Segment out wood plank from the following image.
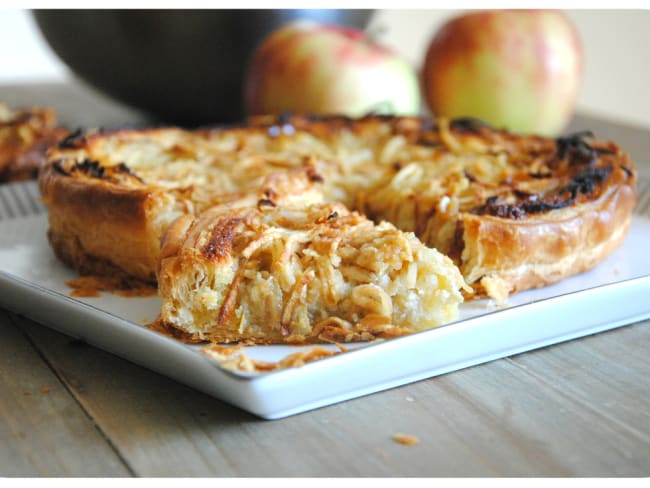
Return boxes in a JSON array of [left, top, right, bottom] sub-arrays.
[[11, 314, 267, 477], [0, 311, 131, 476], [428, 323, 650, 476], [509, 322, 650, 439], [13, 310, 650, 476], [8, 312, 503, 476]]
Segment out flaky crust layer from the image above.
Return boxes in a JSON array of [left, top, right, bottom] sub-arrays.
[[39, 115, 637, 301], [40, 163, 162, 282]]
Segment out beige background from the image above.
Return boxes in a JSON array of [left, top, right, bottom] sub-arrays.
[[1, 9, 648, 129]]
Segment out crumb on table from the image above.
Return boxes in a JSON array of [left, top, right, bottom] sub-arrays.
[[392, 433, 420, 446]]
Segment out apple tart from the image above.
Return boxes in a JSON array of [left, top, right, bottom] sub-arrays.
[[156, 201, 468, 344], [39, 114, 637, 304]]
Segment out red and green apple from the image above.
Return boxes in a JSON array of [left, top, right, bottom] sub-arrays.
[[421, 10, 583, 136], [244, 20, 421, 117]]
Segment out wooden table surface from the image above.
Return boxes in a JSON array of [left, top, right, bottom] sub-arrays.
[[1, 80, 649, 477]]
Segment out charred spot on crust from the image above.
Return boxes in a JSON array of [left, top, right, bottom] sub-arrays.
[[474, 196, 559, 220], [555, 131, 598, 165], [327, 211, 339, 220], [513, 189, 533, 199], [51, 160, 70, 176], [58, 128, 88, 149], [472, 166, 613, 219], [563, 166, 612, 198], [257, 198, 276, 208], [75, 158, 105, 178], [115, 162, 144, 182], [59, 158, 143, 182], [116, 162, 134, 174]]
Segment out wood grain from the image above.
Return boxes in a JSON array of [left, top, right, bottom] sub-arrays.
[[10, 312, 650, 476], [0, 313, 131, 476]]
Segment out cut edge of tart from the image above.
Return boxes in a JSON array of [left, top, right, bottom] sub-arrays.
[[155, 201, 470, 344]]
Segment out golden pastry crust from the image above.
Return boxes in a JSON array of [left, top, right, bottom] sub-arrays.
[[0, 103, 68, 182], [39, 114, 637, 300], [157, 202, 467, 344]]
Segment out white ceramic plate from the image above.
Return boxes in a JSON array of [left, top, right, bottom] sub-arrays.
[[1, 180, 649, 419]]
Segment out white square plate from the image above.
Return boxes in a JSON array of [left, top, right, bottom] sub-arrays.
[[1, 180, 649, 419]]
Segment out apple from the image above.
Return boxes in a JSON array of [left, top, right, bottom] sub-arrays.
[[244, 20, 421, 117], [421, 10, 583, 136]]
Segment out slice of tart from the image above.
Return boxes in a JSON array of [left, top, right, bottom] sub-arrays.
[[156, 201, 468, 344]]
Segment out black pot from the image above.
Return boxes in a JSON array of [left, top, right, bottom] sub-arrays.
[[33, 9, 374, 126]]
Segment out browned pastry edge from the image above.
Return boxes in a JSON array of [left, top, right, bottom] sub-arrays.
[[39, 163, 160, 283], [460, 178, 636, 300]]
